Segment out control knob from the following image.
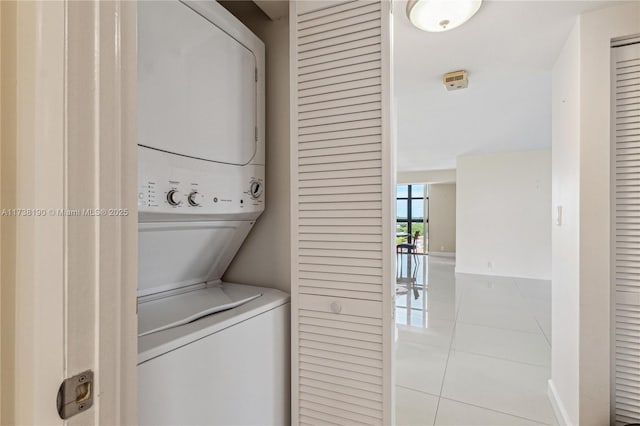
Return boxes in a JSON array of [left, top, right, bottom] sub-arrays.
[[166, 189, 181, 206], [249, 181, 263, 199], [187, 191, 203, 207]]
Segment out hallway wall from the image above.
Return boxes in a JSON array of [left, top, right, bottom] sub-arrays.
[[550, 21, 581, 425], [429, 183, 456, 254], [550, 3, 640, 425], [397, 169, 456, 185], [456, 150, 552, 279]]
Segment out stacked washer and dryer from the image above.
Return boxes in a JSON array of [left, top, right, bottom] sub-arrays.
[[136, 2, 289, 425]]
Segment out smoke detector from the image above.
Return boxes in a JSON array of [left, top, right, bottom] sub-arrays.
[[443, 70, 468, 91]]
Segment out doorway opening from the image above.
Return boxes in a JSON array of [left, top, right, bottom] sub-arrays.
[[387, 1, 604, 425], [396, 184, 428, 254]]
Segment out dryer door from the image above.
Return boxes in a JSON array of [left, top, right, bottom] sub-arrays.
[[138, 1, 257, 165]]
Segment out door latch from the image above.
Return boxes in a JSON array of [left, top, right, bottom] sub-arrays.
[[56, 370, 94, 419]]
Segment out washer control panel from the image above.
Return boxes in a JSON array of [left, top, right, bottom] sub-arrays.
[[138, 146, 264, 216]]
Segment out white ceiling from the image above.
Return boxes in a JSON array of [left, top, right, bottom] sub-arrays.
[[394, 0, 622, 171]]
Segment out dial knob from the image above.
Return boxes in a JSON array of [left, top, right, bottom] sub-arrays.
[[187, 191, 203, 207], [249, 181, 263, 199], [166, 189, 181, 206]]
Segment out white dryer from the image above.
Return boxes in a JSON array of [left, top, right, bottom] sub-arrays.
[[136, 2, 289, 425]]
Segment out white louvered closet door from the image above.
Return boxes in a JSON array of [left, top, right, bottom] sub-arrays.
[[290, 1, 394, 425], [613, 40, 640, 426]]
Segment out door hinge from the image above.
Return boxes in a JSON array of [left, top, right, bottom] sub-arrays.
[[57, 370, 94, 419], [255, 126, 258, 142], [255, 67, 258, 82]]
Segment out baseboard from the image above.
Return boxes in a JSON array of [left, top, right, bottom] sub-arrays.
[[428, 251, 455, 258], [548, 379, 572, 426]]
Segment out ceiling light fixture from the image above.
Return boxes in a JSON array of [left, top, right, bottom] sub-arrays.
[[406, 0, 482, 32]]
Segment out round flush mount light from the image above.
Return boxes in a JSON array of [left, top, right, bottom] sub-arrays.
[[406, 0, 482, 32]]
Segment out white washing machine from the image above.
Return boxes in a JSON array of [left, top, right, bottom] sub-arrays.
[[136, 2, 289, 424], [137, 280, 290, 426]]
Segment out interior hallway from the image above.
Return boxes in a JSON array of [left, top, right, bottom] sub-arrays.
[[395, 255, 554, 425]]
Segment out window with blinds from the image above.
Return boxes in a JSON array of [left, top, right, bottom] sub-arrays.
[[290, 1, 394, 425], [613, 40, 640, 426]]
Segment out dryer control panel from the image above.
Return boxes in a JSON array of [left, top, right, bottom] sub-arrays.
[[138, 146, 264, 220]]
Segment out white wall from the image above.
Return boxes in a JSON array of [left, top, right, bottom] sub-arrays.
[[429, 183, 456, 254], [220, 2, 291, 293], [578, 5, 640, 425], [398, 169, 455, 184], [550, 21, 581, 425], [456, 150, 552, 279], [550, 4, 640, 425]]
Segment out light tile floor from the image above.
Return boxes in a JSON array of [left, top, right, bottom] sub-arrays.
[[395, 255, 555, 426]]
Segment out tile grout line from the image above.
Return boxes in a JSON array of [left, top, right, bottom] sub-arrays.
[[396, 384, 553, 426], [437, 395, 553, 426], [432, 280, 464, 426], [396, 384, 440, 398], [512, 277, 552, 348], [397, 338, 550, 370], [447, 347, 551, 369], [455, 319, 549, 336]]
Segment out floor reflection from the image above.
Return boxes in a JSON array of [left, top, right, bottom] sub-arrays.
[[394, 254, 555, 426], [395, 253, 428, 328], [395, 254, 458, 329]]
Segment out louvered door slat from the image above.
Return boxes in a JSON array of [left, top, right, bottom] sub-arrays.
[[300, 343, 382, 365], [300, 33, 381, 62], [300, 103, 382, 123], [298, 20, 381, 46], [300, 269, 383, 283], [300, 109, 381, 127], [299, 45, 381, 69], [291, 2, 392, 424], [298, 2, 379, 30], [299, 185, 382, 197], [299, 409, 363, 426], [299, 118, 382, 135], [300, 287, 383, 301], [302, 384, 382, 412], [300, 377, 383, 401], [300, 202, 382, 213], [300, 316, 382, 335], [299, 400, 381, 426], [299, 39, 382, 66], [614, 41, 640, 426], [299, 92, 381, 111], [300, 332, 382, 353], [298, 226, 381, 238], [299, 144, 382, 159]]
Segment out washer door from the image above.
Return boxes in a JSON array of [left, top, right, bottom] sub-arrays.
[[138, 1, 257, 165], [137, 284, 262, 337], [137, 221, 253, 297]]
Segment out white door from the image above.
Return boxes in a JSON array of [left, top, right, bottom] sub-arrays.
[[612, 39, 640, 426], [0, 2, 137, 424], [290, 1, 396, 424]]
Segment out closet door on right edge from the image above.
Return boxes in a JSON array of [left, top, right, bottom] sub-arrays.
[[613, 40, 640, 426]]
